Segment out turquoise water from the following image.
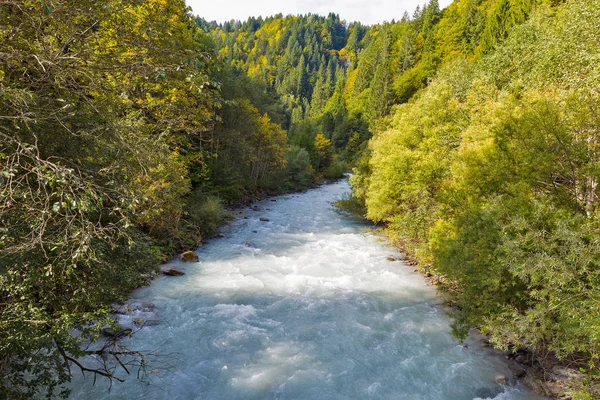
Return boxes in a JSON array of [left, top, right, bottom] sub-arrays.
[[68, 180, 541, 399]]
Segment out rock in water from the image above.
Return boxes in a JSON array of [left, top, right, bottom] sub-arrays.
[[515, 354, 528, 363], [100, 327, 132, 339], [140, 302, 155, 311], [475, 387, 503, 399], [513, 366, 527, 378], [163, 269, 185, 276], [134, 319, 161, 327], [181, 251, 199, 262], [259, 217, 270, 222], [494, 374, 507, 384], [111, 304, 129, 314]]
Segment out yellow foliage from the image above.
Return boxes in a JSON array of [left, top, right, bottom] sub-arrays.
[[344, 68, 359, 101], [314, 133, 332, 153]]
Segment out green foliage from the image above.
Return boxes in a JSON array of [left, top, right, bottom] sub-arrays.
[[0, 0, 287, 396], [283, 146, 314, 190], [183, 192, 226, 239], [314, 133, 333, 170], [479, 0, 534, 54], [206, 70, 291, 200], [334, 192, 367, 217], [200, 13, 348, 123], [351, 0, 600, 391], [199, 13, 375, 171], [323, 159, 349, 180], [198, 0, 555, 177], [362, 60, 470, 233]]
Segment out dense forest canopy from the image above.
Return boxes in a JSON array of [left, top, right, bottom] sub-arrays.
[[1, 0, 599, 397]]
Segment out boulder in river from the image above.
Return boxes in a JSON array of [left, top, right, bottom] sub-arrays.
[[259, 217, 270, 222], [139, 302, 155, 311], [181, 251, 199, 262], [494, 374, 507, 384], [515, 354, 528, 364], [513, 366, 527, 378], [134, 319, 161, 327], [121, 301, 156, 312], [111, 303, 129, 314], [163, 269, 185, 276], [387, 255, 396, 261], [100, 327, 132, 340]]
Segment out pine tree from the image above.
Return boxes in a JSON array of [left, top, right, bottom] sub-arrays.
[[367, 27, 393, 120]]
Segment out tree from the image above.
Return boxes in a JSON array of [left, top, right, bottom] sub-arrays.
[[314, 133, 333, 170], [0, 0, 217, 396], [367, 26, 393, 121]]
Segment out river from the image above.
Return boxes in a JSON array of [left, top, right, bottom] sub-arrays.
[[69, 180, 542, 399]]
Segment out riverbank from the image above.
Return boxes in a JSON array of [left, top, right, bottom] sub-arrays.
[[381, 240, 591, 399], [119, 177, 348, 310], [164, 176, 347, 260]]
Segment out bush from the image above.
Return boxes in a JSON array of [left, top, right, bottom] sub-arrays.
[[323, 159, 348, 180], [335, 192, 366, 217], [284, 145, 314, 190], [182, 191, 226, 239], [210, 183, 247, 203]]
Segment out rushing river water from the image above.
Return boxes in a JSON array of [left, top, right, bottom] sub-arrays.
[[69, 180, 542, 400]]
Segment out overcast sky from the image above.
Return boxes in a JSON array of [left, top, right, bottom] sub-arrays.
[[188, 0, 454, 26]]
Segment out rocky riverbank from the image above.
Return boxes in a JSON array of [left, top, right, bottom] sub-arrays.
[[388, 247, 593, 399]]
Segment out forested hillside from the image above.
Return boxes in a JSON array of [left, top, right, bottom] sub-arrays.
[[197, 0, 540, 180], [2, 0, 599, 397]]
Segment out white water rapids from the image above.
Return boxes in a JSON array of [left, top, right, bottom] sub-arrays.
[[69, 180, 542, 399]]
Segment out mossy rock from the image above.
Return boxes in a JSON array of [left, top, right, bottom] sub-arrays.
[[181, 251, 199, 262]]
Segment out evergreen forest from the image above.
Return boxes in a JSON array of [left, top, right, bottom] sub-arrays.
[[1, 0, 599, 397]]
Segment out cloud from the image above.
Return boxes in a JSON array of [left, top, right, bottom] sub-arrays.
[[188, 0, 454, 25]]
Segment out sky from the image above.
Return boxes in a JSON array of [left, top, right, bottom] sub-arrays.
[[187, 0, 454, 26]]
